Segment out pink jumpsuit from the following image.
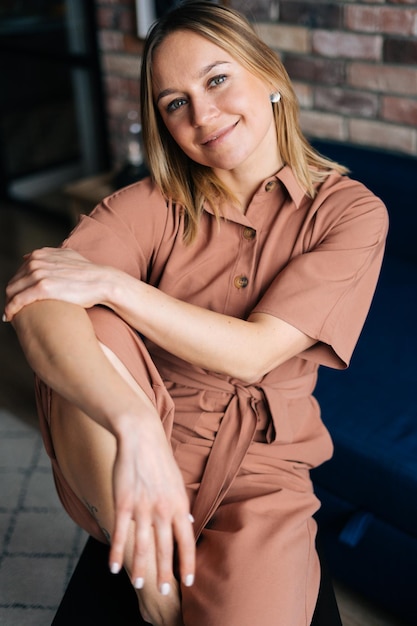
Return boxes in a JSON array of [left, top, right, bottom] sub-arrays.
[[36, 167, 388, 625]]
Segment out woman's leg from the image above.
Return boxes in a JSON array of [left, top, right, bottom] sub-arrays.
[[44, 345, 182, 626]]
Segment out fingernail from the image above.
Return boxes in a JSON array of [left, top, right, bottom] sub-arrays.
[[184, 573, 194, 587], [110, 562, 121, 574], [160, 582, 171, 595], [188, 514, 195, 523], [134, 577, 144, 589], [2, 314, 7, 323]]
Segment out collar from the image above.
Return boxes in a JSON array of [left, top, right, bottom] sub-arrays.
[[275, 165, 306, 209], [202, 165, 306, 222]]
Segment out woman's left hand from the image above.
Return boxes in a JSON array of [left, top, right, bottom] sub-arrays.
[[4, 247, 115, 321]]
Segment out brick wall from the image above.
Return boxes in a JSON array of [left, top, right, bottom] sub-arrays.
[[94, 0, 417, 167], [235, 0, 417, 156], [95, 0, 142, 167]]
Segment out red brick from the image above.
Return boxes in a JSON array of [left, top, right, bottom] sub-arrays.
[[98, 30, 124, 52], [256, 23, 311, 53], [279, 2, 343, 29], [313, 30, 382, 60], [284, 55, 345, 85], [123, 34, 144, 55], [96, 5, 135, 33], [382, 8, 417, 35], [345, 6, 417, 35], [96, 7, 117, 30], [299, 110, 346, 141], [315, 87, 378, 117], [384, 37, 417, 63], [347, 63, 417, 96], [382, 96, 417, 126], [229, 0, 273, 21], [104, 75, 137, 99], [345, 7, 379, 32], [102, 52, 141, 79], [107, 98, 139, 118], [386, 0, 416, 4], [118, 7, 136, 34], [349, 119, 417, 154], [104, 75, 125, 97], [293, 82, 313, 108]]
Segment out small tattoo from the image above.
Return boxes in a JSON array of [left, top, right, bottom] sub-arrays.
[[83, 499, 99, 519], [101, 526, 111, 543], [83, 500, 111, 544]]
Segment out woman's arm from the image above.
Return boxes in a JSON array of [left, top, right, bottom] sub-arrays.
[[109, 275, 315, 382], [5, 248, 316, 382], [11, 300, 195, 590]]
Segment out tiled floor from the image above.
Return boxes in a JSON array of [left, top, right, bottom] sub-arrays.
[[0, 408, 87, 626]]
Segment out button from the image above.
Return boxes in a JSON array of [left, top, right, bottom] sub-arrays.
[[243, 227, 256, 241], [234, 275, 249, 289], [265, 180, 276, 192]]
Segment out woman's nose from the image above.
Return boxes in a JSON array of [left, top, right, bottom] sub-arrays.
[[191, 96, 218, 127]]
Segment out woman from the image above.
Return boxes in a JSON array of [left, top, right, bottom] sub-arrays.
[[4, 2, 388, 625]]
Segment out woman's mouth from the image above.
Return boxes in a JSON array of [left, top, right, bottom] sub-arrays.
[[202, 121, 239, 146]]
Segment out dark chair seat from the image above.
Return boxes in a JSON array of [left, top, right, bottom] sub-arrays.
[[52, 535, 342, 625]]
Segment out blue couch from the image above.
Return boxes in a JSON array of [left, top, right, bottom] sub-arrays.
[[310, 141, 417, 624]]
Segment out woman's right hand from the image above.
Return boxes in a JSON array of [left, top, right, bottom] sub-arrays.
[[110, 411, 195, 596], [4, 247, 118, 322]]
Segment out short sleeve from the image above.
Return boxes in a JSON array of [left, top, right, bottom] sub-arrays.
[[252, 179, 389, 369], [61, 178, 173, 280]]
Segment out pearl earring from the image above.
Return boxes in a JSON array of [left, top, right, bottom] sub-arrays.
[[270, 92, 281, 103]]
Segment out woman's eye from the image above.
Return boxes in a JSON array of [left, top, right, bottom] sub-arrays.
[[167, 98, 187, 113], [209, 74, 227, 88]]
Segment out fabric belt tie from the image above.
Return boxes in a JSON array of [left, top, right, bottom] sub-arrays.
[[156, 357, 317, 540]]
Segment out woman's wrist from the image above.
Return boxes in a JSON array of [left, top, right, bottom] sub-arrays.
[[101, 269, 145, 319]]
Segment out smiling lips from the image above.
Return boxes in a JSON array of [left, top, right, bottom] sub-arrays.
[[202, 121, 239, 146]]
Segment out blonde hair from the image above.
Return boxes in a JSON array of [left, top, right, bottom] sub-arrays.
[[140, 1, 347, 243]]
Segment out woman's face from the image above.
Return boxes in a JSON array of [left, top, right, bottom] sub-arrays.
[[152, 30, 281, 181]]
